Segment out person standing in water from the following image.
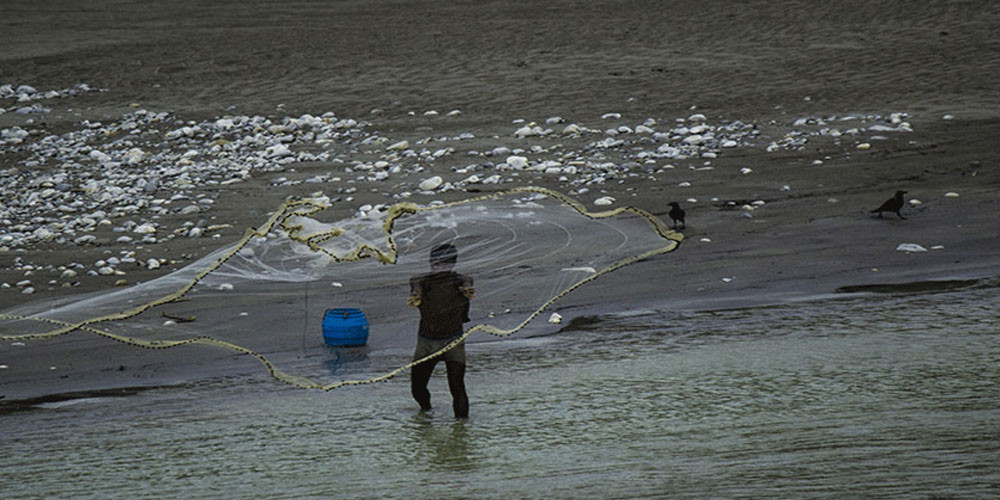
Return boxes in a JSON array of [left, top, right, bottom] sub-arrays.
[[407, 243, 474, 418]]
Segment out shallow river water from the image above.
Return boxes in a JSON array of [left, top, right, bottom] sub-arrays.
[[2, 285, 998, 499]]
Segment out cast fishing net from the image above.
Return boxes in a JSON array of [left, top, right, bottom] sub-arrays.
[[0, 187, 682, 390]]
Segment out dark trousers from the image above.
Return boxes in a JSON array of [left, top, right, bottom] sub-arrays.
[[411, 357, 469, 419]]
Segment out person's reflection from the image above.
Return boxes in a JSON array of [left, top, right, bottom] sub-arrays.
[[408, 413, 475, 471]]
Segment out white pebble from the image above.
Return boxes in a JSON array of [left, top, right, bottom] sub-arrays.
[[562, 124, 582, 135], [505, 155, 529, 169], [147, 259, 161, 270], [594, 196, 615, 206], [133, 223, 156, 234], [548, 312, 563, 324], [265, 144, 293, 158], [89, 150, 112, 163], [944, 192, 960, 198], [896, 243, 928, 253], [418, 176, 443, 191]]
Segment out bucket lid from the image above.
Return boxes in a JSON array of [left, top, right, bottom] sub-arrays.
[[326, 308, 364, 319]]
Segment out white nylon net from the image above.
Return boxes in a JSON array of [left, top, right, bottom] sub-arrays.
[[0, 187, 682, 390]]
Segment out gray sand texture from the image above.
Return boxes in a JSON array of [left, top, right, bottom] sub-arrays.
[[1, 0, 999, 401]]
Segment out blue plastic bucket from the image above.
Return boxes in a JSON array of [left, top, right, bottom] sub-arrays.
[[322, 308, 369, 347]]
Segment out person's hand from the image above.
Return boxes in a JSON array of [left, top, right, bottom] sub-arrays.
[[459, 285, 475, 299], [406, 293, 421, 307]]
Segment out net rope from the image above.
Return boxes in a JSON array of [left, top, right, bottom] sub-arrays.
[[1, 187, 682, 390]]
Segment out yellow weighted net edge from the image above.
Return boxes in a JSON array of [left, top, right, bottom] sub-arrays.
[[0, 186, 683, 391]]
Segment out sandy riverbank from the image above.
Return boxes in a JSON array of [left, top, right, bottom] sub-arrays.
[[2, 0, 998, 403]]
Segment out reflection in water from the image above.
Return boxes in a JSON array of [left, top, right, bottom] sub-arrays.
[[324, 346, 371, 375], [407, 413, 475, 471]]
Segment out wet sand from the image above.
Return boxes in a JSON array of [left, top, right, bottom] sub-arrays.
[[2, 0, 999, 402]]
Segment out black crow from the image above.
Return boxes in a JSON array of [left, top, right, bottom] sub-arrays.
[[871, 190, 907, 219], [668, 202, 686, 229]]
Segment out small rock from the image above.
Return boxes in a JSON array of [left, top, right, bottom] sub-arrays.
[[505, 155, 529, 169], [896, 243, 928, 253], [265, 144, 293, 158], [548, 312, 563, 324], [418, 176, 443, 191]]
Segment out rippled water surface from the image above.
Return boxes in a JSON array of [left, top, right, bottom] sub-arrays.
[[3, 287, 998, 499]]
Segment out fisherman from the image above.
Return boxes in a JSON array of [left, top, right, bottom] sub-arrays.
[[407, 243, 475, 419]]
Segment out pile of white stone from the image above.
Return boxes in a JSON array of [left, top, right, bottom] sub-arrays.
[[0, 83, 105, 115], [1, 82, 920, 295], [1, 107, 380, 250]]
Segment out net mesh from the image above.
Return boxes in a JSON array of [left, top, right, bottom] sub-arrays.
[[0, 187, 682, 390]]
